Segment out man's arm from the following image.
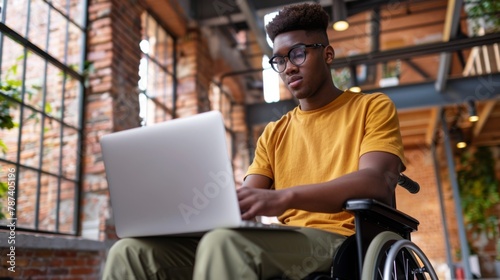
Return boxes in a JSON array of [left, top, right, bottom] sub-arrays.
[[237, 151, 402, 220], [241, 174, 273, 189]]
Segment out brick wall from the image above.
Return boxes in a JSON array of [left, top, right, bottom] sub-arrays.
[[0, 247, 102, 279], [0, 231, 106, 279], [176, 27, 226, 118]]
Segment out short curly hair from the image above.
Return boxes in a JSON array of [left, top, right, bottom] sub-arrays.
[[265, 3, 329, 43]]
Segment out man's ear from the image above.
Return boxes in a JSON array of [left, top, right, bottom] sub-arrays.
[[325, 45, 335, 64]]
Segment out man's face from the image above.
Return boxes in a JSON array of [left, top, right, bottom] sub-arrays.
[[271, 30, 332, 100]]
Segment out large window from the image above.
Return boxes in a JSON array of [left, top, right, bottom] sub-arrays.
[[138, 12, 176, 126], [0, 0, 87, 234]]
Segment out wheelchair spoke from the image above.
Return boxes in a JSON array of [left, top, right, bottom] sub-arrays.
[[361, 231, 437, 280]]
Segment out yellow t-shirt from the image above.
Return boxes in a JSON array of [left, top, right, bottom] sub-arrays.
[[245, 90, 406, 236]]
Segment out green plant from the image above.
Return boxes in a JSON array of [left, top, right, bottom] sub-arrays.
[[466, 0, 500, 35], [0, 54, 30, 220], [457, 146, 500, 240]]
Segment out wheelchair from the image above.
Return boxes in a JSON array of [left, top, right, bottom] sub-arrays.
[[279, 174, 438, 280]]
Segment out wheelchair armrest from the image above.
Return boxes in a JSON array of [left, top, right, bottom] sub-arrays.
[[345, 198, 419, 234], [341, 198, 420, 275]]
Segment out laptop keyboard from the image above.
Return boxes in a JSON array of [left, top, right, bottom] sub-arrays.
[[239, 220, 300, 230]]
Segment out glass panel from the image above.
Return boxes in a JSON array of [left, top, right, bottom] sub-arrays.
[[28, 0, 49, 52], [139, 12, 176, 126], [67, 21, 83, 69], [59, 179, 76, 234], [17, 167, 38, 228], [1, 38, 25, 95], [19, 108, 42, 169], [63, 74, 81, 128], [47, 9, 69, 63], [4, 0, 28, 36], [145, 97, 156, 125], [145, 14, 156, 42], [69, 0, 87, 27], [151, 74, 173, 112], [138, 57, 148, 91], [38, 173, 58, 231], [41, 118, 61, 174], [156, 28, 167, 67], [46, 63, 64, 120], [147, 58, 157, 97], [62, 126, 78, 180], [24, 51, 45, 112], [166, 36, 175, 73]]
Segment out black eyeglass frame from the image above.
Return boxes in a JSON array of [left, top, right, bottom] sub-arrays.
[[268, 43, 326, 73]]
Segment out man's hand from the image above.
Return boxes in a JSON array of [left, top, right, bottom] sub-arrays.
[[237, 187, 291, 220]]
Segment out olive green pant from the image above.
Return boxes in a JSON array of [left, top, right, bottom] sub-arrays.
[[102, 227, 346, 280]]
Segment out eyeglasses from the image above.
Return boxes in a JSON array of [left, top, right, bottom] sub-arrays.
[[268, 43, 326, 73]]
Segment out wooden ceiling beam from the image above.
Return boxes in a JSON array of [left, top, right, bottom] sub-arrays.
[[472, 100, 497, 138]]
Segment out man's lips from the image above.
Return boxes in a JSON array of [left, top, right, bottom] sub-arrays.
[[288, 76, 302, 88]]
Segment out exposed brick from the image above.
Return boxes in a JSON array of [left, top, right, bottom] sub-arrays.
[[54, 250, 78, 257], [70, 267, 96, 275]]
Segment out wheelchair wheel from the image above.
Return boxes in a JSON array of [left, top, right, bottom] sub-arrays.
[[361, 231, 437, 280]]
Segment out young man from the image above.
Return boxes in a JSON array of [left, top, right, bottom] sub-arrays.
[[102, 2, 405, 279]]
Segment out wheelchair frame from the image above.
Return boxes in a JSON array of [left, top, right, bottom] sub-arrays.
[[304, 176, 438, 280]]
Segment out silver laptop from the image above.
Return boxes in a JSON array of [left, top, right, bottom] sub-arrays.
[[101, 110, 297, 238]]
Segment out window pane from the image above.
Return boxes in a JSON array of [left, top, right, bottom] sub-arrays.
[[24, 51, 45, 112], [59, 179, 76, 234], [17, 167, 38, 228], [41, 118, 61, 174], [69, 0, 87, 27], [63, 75, 82, 128], [1, 38, 25, 91], [139, 11, 176, 126], [64, 77, 81, 128], [19, 108, 42, 169], [62, 126, 79, 180], [67, 22, 84, 68], [28, 0, 49, 52], [156, 28, 167, 66], [47, 10, 69, 63], [46, 64, 64, 120], [4, 0, 28, 36], [38, 173, 58, 231]]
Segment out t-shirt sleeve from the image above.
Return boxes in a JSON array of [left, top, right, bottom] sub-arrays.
[[245, 124, 275, 180], [360, 93, 406, 170]]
